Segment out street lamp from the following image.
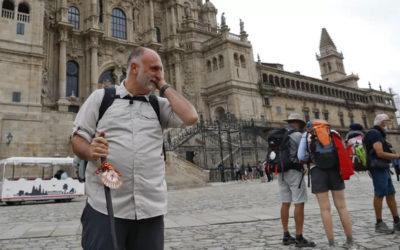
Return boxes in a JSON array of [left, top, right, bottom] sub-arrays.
[[6, 133, 13, 145]]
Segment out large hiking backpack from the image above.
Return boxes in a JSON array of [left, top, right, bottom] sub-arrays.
[[75, 87, 164, 182], [306, 120, 338, 169], [266, 127, 302, 175], [347, 134, 367, 169], [306, 120, 354, 180]]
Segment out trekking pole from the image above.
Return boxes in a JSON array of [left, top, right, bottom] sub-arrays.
[[97, 132, 122, 250], [298, 165, 306, 189]]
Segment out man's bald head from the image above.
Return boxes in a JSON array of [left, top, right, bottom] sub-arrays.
[[126, 47, 159, 70]]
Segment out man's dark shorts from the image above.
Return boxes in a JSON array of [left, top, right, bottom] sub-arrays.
[[369, 168, 396, 197], [81, 203, 164, 250], [311, 167, 345, 194]]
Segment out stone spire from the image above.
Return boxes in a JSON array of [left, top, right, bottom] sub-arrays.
[[316, 28, 359, 88], [320, 28, 336, 51]]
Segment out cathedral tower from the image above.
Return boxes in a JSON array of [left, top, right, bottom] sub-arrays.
[[317, 28, 359, 88]]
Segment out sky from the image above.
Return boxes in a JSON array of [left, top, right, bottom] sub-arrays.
[[212, 0, 400, 97]]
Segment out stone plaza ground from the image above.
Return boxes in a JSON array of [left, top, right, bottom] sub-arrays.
[[0, 172, 400, 249]]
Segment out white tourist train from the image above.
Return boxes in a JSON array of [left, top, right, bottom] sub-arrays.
[[0, 157, 85, 205]]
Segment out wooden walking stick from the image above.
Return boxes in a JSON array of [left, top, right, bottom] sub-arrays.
[[96, 132, 122, 250]]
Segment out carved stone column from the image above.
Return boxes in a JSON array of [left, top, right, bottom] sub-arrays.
[[148, 0, 156, 42], [59, 0, 68, 23], [89, 0, 99, 29], [57, 28, 70, 111], [174, 54, 183, 93], [89, 36, 99, 92], [170, 6, 177, 35]]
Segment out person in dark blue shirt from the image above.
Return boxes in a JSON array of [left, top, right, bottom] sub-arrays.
[[364, 114, 400, 234]]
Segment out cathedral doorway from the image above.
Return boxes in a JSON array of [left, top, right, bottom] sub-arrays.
[[214, 106, 226, 120]]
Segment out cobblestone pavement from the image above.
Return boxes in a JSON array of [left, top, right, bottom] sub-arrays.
[[0, 172, 400, 249]]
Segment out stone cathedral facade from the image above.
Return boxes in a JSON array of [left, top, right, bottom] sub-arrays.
[[0, 0, 398, 160]]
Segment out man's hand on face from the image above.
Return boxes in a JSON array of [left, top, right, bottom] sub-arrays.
[[150, 69, 167, 90], [89, 137, 109, 162]]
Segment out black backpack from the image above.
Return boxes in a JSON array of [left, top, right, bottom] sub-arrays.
[[266, 127, 302, 174], [76, 87, 165, 182]]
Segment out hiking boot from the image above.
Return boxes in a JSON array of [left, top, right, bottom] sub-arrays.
[[282, 234, 296, 245], [295, 237, 316, 248], [375, 221, 394, 234], [341, 242, 358, 250], [394, 221, 400, 232]]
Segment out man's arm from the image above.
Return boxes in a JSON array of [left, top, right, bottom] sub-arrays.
[[372, 141, 400, 160], [162, 86, 198, 125]]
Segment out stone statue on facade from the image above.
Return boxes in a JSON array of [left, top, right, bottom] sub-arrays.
[[240, 18, 244, 33], [221, 12, 226, 27]]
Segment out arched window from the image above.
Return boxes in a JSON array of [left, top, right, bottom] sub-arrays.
[[212, 57, 218, 71], [99, 69, 116, 85], [66, 61, 79, 97], [111, 8, 127, 40], [18, 2, 29, 13], [17, 2, 29, 22], [2, 0, 15, 19], [234, 53, 239, 67], [262, 74, 267, 83], [274, 76, 279, 86], [68, 7, 80, 29], [155, 26, 161, 43], [268, 75, 274, 84], [240, 55, 246, 68], [206, 60, 211, 73], [98, 0, 104, 23], [218, 55, 224, 68], [327, 62, 331, 71]]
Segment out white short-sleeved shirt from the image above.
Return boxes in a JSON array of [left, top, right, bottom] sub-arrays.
[[73, 83, 184, 220]]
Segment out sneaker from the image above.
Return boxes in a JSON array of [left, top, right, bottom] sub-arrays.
[[282, 234, 296, 245], [375, 221, 394, 234], [295, 237, 316, 248], [394, 221, 400, 232]]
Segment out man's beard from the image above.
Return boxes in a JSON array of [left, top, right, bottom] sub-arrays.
[[137, 68, 155, 91]]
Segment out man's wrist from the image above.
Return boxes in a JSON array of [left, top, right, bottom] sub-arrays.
[[160, 83, 171, 97]]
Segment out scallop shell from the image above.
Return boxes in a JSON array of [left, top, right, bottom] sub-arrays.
[[101, 170, 123, 189]]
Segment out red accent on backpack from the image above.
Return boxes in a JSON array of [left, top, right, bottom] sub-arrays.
[[332, 132, 354, 180]]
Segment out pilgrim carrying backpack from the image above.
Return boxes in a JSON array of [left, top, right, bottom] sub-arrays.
[[266, 127, 302, 175], [75, 87, 164, 182], [306, 120, 338, 169]]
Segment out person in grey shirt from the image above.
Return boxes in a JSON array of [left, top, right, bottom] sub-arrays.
[[72, 47, 198, 250], [278, 113, 315, 248]]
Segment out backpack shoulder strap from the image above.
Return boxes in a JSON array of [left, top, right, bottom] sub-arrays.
[[97, 87, 116, 126], [149, 94, 166, 161], [149, 94, 161, 125]]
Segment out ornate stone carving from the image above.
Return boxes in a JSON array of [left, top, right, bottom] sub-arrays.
[[240, 18, 244, 33], [58, 29, 69, 43], [221, 12, 226, 26], [116, 45, 125, 53], [67, 0, 83, 6], [89, 36, 99, 49], [154, 11, 163, 26], [41, 67, 53, 105]]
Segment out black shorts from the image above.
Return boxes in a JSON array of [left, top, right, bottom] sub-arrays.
[[81, 203, 164, 250], [310, 167, 345, 194]]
